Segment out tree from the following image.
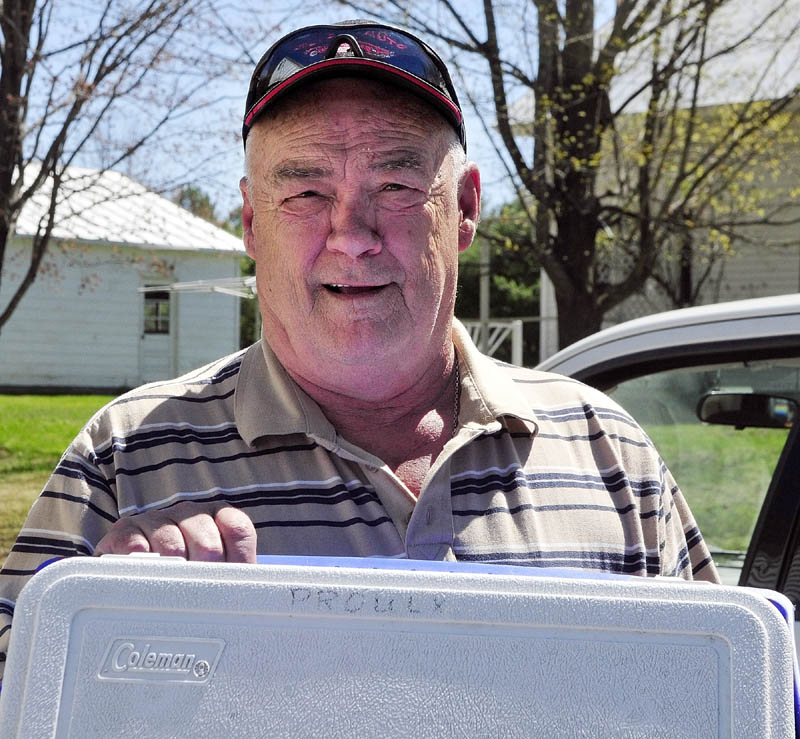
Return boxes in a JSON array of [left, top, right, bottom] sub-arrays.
[[173, 185, 220, 225], [335, 0, 800, 347], [172, 185, 246, 238], [457, 200, 541, 363], [0, 0, 258, 334], [612, 101, 800, 310]]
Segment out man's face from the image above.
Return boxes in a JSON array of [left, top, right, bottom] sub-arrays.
[[240, 79, 480, 399]]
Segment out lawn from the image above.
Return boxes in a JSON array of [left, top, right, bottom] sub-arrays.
[[0, 394, 115, 564], [645, 422, 790, 555]]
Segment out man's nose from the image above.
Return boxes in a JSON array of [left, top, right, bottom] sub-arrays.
[[325, 198, 382, 257]]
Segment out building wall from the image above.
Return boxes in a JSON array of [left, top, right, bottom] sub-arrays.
[[715, 244, 800, 302], [605, 241, 800, 327], [698, 133, 800, 304], [0, 239, 241, 390]]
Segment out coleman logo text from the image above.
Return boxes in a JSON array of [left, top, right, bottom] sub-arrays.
[[99, 637, 224, 683]]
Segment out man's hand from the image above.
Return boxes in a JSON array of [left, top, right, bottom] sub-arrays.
[[94, 503, 257, 563]]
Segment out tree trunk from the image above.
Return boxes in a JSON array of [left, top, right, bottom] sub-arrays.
[[556, 289, 604, 348], [0, 0, 36, 298], [679, 237, 693, 307]]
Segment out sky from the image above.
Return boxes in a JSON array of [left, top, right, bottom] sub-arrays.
[[44, 0, 800, 223], [43, 0, 522, 220]]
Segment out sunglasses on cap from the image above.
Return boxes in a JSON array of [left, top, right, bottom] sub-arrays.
[[242, 21, 466, 151]]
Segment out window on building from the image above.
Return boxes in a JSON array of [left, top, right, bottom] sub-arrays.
[[143, 289, 171, 334]]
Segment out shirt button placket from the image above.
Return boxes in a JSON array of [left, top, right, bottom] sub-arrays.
[[406, 461, 456, 561]]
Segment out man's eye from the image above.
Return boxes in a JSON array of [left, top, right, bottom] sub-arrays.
[[281, 190, 327, 215], [378, 183, 425, 209]]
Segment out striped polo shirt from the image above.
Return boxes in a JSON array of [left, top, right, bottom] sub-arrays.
[[0, 320, 718, 677]]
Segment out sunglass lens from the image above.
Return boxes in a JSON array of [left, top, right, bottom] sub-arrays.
[[255, 26, 448, 97]]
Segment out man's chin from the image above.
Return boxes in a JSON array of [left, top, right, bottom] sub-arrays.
[[318, 334, 403, 368], [311, 331, 416, 378]]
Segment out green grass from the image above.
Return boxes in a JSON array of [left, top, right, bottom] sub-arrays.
[[0, 394, 115, 564], [0, 394, 114, 474], [0, 471, 51, 564], [645, 422, 790, 553]]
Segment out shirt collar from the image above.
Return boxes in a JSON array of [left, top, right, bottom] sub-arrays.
[[234, 318, 537, 446], [451, 319, 538, 430], [234, 339, 337, 446]]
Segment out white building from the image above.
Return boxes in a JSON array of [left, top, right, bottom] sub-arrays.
[[0, 167, 245, 391]]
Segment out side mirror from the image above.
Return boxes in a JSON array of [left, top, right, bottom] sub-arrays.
[[697, 392, 797, 430]]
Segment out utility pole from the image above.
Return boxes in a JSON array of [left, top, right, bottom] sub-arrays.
[[479, 236, 490, 352]]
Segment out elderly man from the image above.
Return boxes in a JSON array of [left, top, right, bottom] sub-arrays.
[[0, 20, 718, 678]]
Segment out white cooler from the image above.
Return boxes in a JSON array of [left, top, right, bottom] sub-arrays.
[[0, 555, 795, 738]]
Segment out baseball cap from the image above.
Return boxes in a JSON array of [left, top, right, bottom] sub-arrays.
[[243, 20, 466, 150]]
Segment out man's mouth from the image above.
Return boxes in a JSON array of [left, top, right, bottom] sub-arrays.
[[324, 283, 388, 295]]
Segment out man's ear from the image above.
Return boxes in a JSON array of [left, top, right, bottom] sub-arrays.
[[457, 163, 481, 253], [239, 176, 257, 259]]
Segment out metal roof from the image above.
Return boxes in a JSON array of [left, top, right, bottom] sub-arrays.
[[610, 0, 800, 114], [15, 165, 244, 254]]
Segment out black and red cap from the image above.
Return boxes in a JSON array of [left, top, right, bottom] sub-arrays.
[[243, 20, 466, 151]]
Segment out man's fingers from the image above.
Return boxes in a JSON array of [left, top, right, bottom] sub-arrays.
[[97, 512, 189, 557], [216, 506, 258, 563], [178, 512, 225, 562], [132, 511, 189, 557], [94, 518, 154, 556], [95, 504, 255, 563]]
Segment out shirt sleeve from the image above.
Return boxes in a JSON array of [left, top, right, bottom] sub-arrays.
[[660, 466, 720, 583], [578, 387, 720, 584], [0, 428, 119, 682]]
